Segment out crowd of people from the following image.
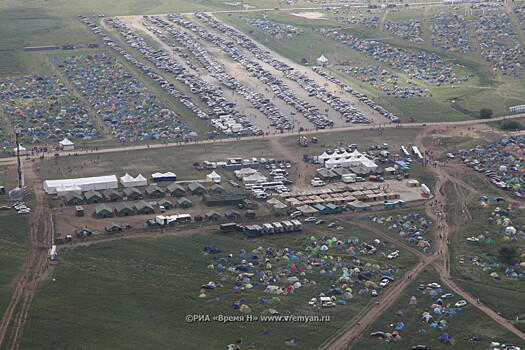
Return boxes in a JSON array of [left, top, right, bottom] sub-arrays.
[[0, 74, 100, 145], [430, 7, 471, 53]]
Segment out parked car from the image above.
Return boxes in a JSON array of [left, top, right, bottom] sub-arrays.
[[305, 217, 317, 222], [467, 237, 479, 242], [0, 206, 11, 210], [387, 251, 399, 259], [308, 298, 317, 306], [427, 283, 441, 289], [441, 293, 454, 299], [327, 221, 339, 228], [455, 300, 467, 308], [379, 279, 390, 287], [371, 290, 378, 297], [315, 219, 325, 225]]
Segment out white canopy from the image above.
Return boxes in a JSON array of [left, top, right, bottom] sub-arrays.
[[121, 173, 148, 187], [43, 175, 118, 194], [317, 55, 328, 62], [59, 138, 74, 146], [134, 174, 148, 186], [13, 145, 27, 155], [207, 171, 221, 183]]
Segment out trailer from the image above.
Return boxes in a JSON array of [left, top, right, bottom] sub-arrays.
[[263, 223, 275, 235], [291, 220, 302, 231], [220, 222, 238, 232], [281, 221, 294, 232], [49, 245, 57, 260], [272, 222, 284, 233]]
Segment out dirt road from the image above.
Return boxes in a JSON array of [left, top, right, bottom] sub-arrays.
[[0, 165, 53, 349]]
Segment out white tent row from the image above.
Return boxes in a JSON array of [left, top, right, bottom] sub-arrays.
[[323, 153, 378, 172], [319, 150, 362, 163], [120, 173, 148, 187], [43, 175, 118, 194]]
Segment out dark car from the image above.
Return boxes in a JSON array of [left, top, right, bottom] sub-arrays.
[[370, 332, 385, 338]]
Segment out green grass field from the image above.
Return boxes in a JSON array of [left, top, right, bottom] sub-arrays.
[[21, 223, 417, 349], [0, 211, 29, 317]]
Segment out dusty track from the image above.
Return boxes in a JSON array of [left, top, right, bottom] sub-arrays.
[[0, 165, 53, 349]]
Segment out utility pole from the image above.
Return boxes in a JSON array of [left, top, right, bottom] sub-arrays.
[[15, 129, 22, 188]]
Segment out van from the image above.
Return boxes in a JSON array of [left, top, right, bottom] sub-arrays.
[[311, 179, 325, 187], [274, 176, 285, 181], [253, 192, 267, 200]]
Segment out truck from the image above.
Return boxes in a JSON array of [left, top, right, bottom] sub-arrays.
[[272, 222, 284, 233], [291, 220, 302, 231], [369, 175, 384, 182], [244, 225, 257, 238], [263, 223, 275, 235], [220, 222, 239, 232], [298, 136, 308, 147], [252, 224, 264, 236], [342, 174, 356, 183], [281, 221, 294, 232]]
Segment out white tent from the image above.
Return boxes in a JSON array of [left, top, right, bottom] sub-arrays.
[[43, 175, 118, 194], [243, 173, 267, 185], [207, 171, 221, 183], [120, 173, 135, 187], [319, 152, 331, 162], [317, 54, 328, 66], [134, 174, 148, 187], [56, 185, 82, 197], [59, 138, 75, 151], [13, 145, 27, 156]]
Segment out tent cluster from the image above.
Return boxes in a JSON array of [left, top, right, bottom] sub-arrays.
[[78, 16, 210, 128], [430, 9, 471, 54], [334, 12, 379, 29], [458, 137, 525, 197], [340, 66, 432, 98], [200, 237, 399, 312], [367, 213, 431, 251], [473, 3, 525, 76], [54, 54, 193, 142], [241, 18, 305, 39], [384, 19, 422, 43], [318, 149, 378, 171], [0, 75, 100, 145], [311, 27, 460, 86]]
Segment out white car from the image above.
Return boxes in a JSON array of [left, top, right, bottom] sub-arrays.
[[379, 279, 390, 287], [427, 283, 441, 289], [286, 163, 291, 168], [455, 300, 467, 308], [441, 293, 454, 299], [467, 237, 479, 242], [18, 209, 31, 214], [388, 251, 399, 259], [305, 217, 317, 222], [308, 298, 317, 306], [447, 153, 455, 159]]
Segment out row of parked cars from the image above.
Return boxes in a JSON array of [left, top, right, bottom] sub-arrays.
[[145, 15, 291, 134], [78, 16, 210, 125], [193, 12, 352, 128], [165, 14, 311, 130]]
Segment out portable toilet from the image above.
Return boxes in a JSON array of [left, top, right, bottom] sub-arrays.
[[76, 206, 84, 217]]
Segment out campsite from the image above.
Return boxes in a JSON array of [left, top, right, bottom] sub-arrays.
[[2, 0, 525, 349]]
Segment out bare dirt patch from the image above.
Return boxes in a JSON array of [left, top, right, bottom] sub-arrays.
[[288, 11, 327, 20]]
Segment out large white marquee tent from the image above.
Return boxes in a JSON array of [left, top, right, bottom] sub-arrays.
[[43, 175, 118, 194], [318, 150, 378, 172], [120, 173, 148, 187]]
